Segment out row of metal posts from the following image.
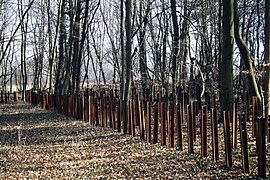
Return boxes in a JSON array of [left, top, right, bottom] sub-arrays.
[[24, 87, 268, 178], [0, 90, 18, 103]]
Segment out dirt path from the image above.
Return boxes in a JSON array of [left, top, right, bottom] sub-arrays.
[[0, 102, 268, 179]]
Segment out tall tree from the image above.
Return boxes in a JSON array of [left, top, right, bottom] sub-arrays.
[[220, 0, 234, 111], [72, 0, 81, 94], [54, 0, 66, 95], [120, 0, 125, 99], [234, 0, 261, 101], [122, 0, 132, 134], [264, 0, 270, 118], [170, 0, 179, 93], [18, 0, 30, 101]]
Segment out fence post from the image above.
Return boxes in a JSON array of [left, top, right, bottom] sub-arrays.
[[128, 100, 132, 135], [223, 111, 233, 168], [139, 97, 145, 140], [117, 99, 121, 132], [95, 93, 99, 126], [85, 90, 89, 122], [201, 105, 207, 157], [211, 108, 219, 161], [7, 91, 10, 103], [168, 93, 174, 148], [111, 90, 116, 129], [13, 91, 18, 102], [5, 91, 7, 103], [232, 102, 238, 149], [146, 101, 151, 142], [192, 101, 197, 142], [187, 104, 194, 153], [131, 98, 135, 137], [1, 90, 4, 103], [89, 91, 93, 124], [153, 95, 158, 144], [239, 113, 250, 174], [104, 91, 108, 127], [161, 101, 166, 146], [257, 117, 266, 178]]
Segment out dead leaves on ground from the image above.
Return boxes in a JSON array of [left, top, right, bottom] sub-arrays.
[[0, 102, 269, 179]]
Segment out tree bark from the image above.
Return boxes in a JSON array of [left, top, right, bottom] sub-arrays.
[[234, 0, 261, 101], [170, 0, 179, 93], [123, 0, 132, 134], [220, 0, 234, 111], [72, 0, 81, 95], [54, 0, 66, 95], [264, 0, 270, 118], [120, 0, 125, 99]]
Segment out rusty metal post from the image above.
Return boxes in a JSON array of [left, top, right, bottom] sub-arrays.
[[192, 101, 196, 142], [257, 117, 266, 178], [146, 101, 151, 142], [168, 93, 174, 148], [153, 97, 158, 144], [103, 92, 107, 127], [201, 106, 207, 157], [211, 108, 219, 161], [187, 104, 194, 153], [252, 96, 258, 138], [232, 103, 238, 149], [95, 93, 99, 126], [240, 113, 250, 174], [128, 100, 132, 135], [131, 99, 135, 137], [161, 101, 166, 146], [117, 99, 121, 132], [223, 111, 233, 168], [111, 90, 116, 129], [139, 97, 145, 140]]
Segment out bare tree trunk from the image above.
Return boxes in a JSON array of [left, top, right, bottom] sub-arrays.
[[48, 0, 58, 94], [139, 0, 148, 91], [123, 0, 132, 134], [234, 0, 262, 102], [264, 0, 270, 118], [170, 0, 179, 93], [55, 0, 66, 95], [120, 0, 125, 99], [18, 0, 29, 101], [220, 0, 234, 111], [72, 0, 81, 94], [161, 3, 168, 87]]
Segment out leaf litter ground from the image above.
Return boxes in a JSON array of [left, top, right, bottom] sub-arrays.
[[0, 102, 269, 179]]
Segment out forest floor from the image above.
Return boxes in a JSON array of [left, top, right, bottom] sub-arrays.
[[0, 102, 269, 179]]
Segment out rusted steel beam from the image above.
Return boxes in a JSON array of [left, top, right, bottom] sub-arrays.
[[168, 94, 174, 148], [240, 113, 250, 174], [201, 106, 207, 158], [223, 111, 233, 168], [139, 99, 145, 140], [146, 101, 151, 142], [161, 101, 166, 146], [187, 104, 194, 154], [211, 108, 219, 161], [257, 117, 266, 178], [153, 97, 158, 144], [232, 102, 238, 149]]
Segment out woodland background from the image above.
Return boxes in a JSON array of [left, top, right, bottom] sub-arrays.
[[0, 0, 269, 114]]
